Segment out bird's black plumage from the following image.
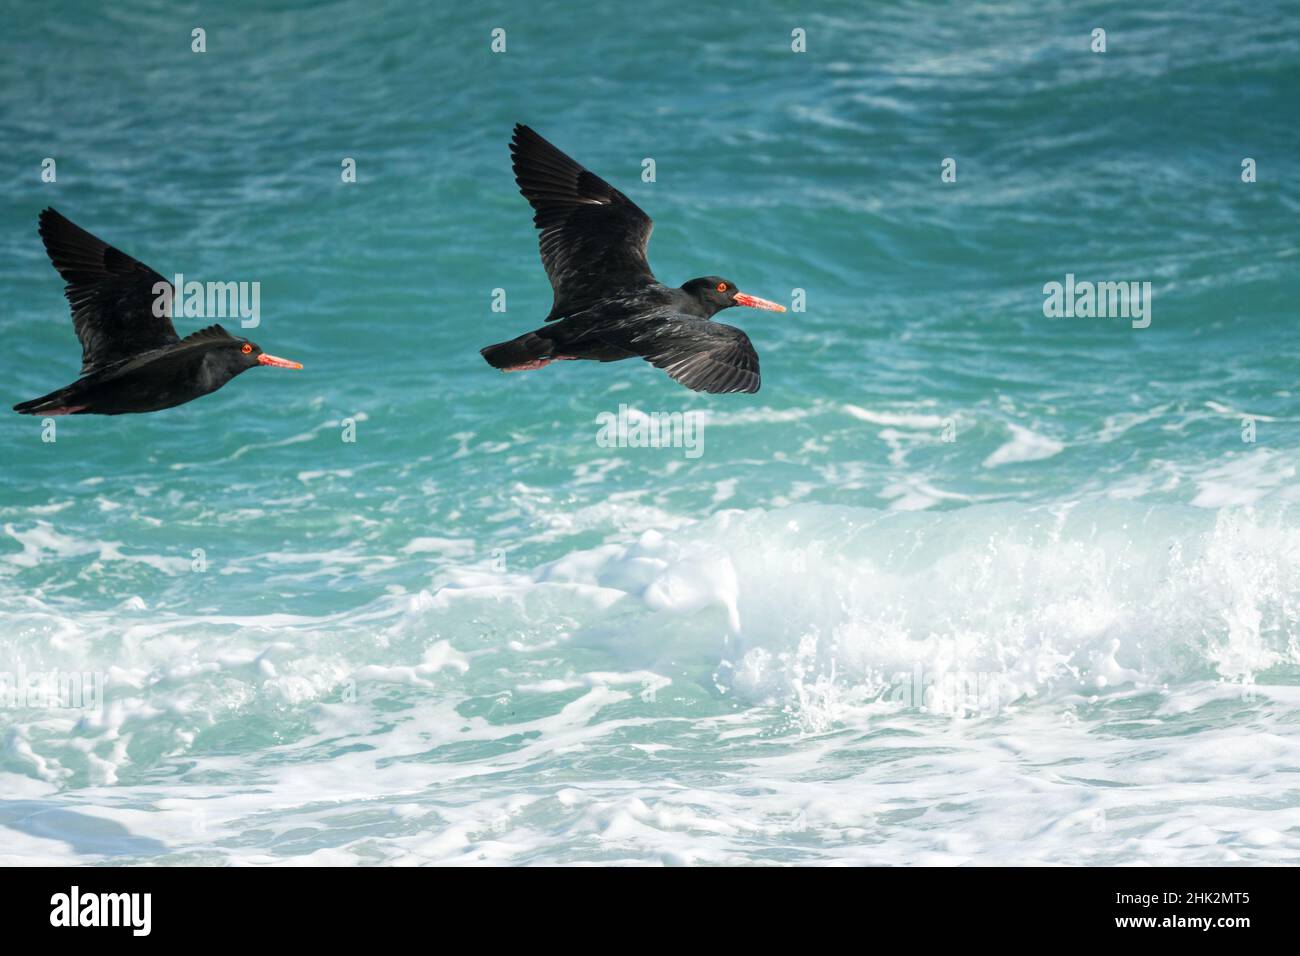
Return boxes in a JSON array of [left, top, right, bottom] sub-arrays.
[[13, 208, 301, 416], [510, 124, 655, 322], [482, 124, 784, 394], [39, 207, 181, 374]]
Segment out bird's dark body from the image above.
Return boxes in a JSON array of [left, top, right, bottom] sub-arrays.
[[13, 208, 300, 416], [481, 125, 783, 394], [493, 285, 707, 361], [15, 334, 260, 416]]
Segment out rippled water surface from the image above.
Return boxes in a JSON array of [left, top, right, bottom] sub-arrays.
[[1, 1, 1298, 864]]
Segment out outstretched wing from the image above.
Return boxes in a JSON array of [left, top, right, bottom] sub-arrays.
[[511, 124, 656, 321], [604, 316, 761, 394], [39, 207, 179, 373]]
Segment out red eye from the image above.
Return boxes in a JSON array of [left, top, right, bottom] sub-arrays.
[[716, 282, 728, 293], [241, 343, 253, 354]]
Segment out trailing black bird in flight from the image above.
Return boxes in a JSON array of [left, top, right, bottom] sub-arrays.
[[14, 208, 301, 416]]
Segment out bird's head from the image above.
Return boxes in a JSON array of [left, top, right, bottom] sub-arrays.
[[203, 333, 303, 384], [229, 338, 303, 372], [680, 277, 786, 318]]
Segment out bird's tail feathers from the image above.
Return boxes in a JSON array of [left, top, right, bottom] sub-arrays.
[[13, 385, 79, 415], [480, 330, 554, 370]]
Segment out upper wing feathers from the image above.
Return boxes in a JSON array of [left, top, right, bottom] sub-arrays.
[[39, 207, 180, 373], [511, 124, 655, 320]]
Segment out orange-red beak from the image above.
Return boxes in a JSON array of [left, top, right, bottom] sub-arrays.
[[734, 293, 786, 312], [257, 353, 303, 369]]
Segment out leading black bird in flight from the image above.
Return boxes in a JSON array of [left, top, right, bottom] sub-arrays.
[[481, 124, 785, 394], [13, 208, 302, 417]]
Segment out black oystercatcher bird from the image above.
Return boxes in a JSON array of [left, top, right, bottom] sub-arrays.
[[481, 124, 785, 394], [13, 208, 302, 416]]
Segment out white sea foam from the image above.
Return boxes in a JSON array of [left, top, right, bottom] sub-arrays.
[[2, 522, 190, 574], [982, 423, 1065, 467], [400, 537, 476, 557], [1191, 449, 1297, 508], [843, 404, 947, 429], [1, 500, 1298, 865]]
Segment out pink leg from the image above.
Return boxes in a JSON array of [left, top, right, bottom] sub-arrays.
[[503, 355, 577, 372], [41, 405, 87, 416]]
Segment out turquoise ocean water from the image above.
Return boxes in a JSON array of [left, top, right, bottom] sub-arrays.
[[1, 1, 1298, 864]]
